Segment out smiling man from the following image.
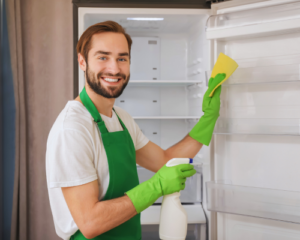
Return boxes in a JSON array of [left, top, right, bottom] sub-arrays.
[[46, 21, 225, 240]]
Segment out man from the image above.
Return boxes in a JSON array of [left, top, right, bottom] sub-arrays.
[[46, 21, 225, 240]]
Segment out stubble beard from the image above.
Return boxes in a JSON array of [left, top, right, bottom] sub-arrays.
[[85, 63, 130, 99]]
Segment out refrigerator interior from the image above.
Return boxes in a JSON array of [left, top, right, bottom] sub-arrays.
[[78, 8, 210, 239], [206, 1, 300, 239], [142, 224, 206, 240]]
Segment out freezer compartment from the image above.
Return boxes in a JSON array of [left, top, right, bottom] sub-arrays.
[[214, 118, 300, 135], [137, 165, 202, 203], [115, 86, 203, 117], [141, 204, 207, 240], [206, 1, 300, 40], [206, 181, 300, 224]]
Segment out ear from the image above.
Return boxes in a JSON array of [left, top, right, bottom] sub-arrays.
[[78, 53, 87, 71]]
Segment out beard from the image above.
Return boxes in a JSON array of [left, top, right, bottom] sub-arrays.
[[85, 64, 129, 99]]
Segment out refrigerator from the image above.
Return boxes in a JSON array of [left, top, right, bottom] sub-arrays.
[[74, 0, 300, 239]]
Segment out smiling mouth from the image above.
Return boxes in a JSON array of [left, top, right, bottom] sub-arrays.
[[101, 77, 121, 83]]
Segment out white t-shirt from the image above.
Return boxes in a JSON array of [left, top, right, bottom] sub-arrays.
[[46, 101, 149, 240]]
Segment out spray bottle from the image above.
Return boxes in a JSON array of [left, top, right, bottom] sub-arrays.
[[159, 158, 193, 240]]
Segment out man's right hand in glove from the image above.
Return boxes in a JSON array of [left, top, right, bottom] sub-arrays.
[[126, 163, 196, 213]]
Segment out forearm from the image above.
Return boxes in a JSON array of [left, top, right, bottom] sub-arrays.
[[136, 136, 203, 173], [164, 134, 203, 160], [82, 195, 137, 238]]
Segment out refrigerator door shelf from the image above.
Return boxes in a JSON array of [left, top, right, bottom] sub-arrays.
[[219, 82, 300, 119], [141, 204, 206, 225], [214, 118, 300, 136], [137, 166, 202, 204], [206, 62, 300, 86], [206, 1, 300, 40], [206, 181, 300, 224]]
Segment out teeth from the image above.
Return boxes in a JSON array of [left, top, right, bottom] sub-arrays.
[[103, 78, 119, 82]]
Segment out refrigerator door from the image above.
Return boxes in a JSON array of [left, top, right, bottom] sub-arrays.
[[206, 0, 300, 240]]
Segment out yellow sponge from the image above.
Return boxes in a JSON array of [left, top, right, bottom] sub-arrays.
[[209, 53, 239, 97]]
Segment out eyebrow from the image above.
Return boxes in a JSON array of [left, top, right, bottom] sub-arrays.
[[119, 52, 129, 57], [94, 50, 129, 57]]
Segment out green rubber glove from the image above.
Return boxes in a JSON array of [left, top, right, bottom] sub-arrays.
[[189, 73, 226, 146], [126, 164, 196, 213]]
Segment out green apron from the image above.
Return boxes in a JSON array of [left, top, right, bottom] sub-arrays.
[[70, 87, 141, 240]]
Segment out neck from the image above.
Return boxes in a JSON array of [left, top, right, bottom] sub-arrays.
[[75, 84, 115, 118]]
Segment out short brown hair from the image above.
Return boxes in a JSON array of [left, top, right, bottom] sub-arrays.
[[76, 20, 132, 62]]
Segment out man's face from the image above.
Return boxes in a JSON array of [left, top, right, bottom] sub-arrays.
[[83, 32, 130, 98]]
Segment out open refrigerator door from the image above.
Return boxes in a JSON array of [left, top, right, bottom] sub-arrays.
[[206, 0, 300, 239]]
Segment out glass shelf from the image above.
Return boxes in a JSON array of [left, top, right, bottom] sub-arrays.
[[206, 1, 300, 39], [206, 59, 300, 86], [214, 118, 300, 136], [225, 63, 300, 85], [206, 181, 300, 224], [128, 80, 203, 87], [133, 116, 201, 120], [141, 204, 206, 225]]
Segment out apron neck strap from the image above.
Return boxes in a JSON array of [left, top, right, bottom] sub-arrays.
[[80, 87, 108, 134], [80, 87, 128, 134], [112, 108, 127, 130]]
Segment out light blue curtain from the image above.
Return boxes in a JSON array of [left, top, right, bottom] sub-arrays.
[[1, 0, 16, 238]]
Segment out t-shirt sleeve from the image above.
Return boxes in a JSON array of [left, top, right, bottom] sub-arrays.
[[133, 120, 149, 151], [47, 129, 98, 188]]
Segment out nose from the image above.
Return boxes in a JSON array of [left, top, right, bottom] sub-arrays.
[[105, 58, 121, 75]]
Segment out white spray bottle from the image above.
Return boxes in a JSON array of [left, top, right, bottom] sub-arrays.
[[159, 158, 193, 240]]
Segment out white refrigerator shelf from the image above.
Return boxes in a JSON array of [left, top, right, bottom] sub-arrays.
[[141, 204, 206, 225], [128, 80, 203, 87], [206, 1, 300, 40], [206, 181, 300, 224], [214, 118, 300, 136], [133, 116, 201, 120]]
